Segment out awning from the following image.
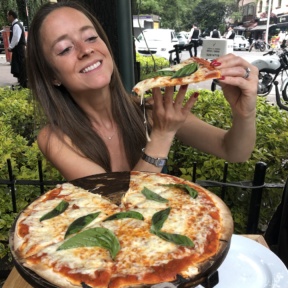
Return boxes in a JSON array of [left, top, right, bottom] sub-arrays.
[[250, 24, 276, 31]]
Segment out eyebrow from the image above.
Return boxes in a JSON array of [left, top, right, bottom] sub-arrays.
[[51, 25, 96, 48]]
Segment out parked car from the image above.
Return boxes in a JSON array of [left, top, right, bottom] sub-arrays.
[[233, 35, 250, 51], [176, 32, 189, 47], [135, 29, 180, 62], [0, 30, 4, 53]]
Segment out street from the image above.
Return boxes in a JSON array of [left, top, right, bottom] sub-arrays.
[[0, 49, 277, 105], [0, 53, 18, 87]]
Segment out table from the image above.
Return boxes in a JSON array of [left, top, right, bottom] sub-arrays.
[[3, 234, 269, 288]]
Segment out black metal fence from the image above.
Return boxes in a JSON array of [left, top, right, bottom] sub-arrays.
[[0, 159, 285, 234]]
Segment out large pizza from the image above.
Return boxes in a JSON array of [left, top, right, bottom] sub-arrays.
[[11, 171, 233, 288]]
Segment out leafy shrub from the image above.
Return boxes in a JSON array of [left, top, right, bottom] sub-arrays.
[[0, 87, 63, 261]]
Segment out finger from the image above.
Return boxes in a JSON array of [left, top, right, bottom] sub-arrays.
[[182, 91, 199, 112], [173, 85, 188, 107], [152, 87, 165, 110], [162, 86, 175, 107], [211, 54, 252, 72], [211, 55, 258, 86]]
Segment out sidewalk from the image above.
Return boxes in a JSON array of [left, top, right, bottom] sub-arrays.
[[0, 54, 18, 87]]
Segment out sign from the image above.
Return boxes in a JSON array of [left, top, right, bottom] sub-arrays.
[[200, 39, 233, 59]]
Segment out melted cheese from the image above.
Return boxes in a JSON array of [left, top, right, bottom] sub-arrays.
[[15, 184, 120, 257]]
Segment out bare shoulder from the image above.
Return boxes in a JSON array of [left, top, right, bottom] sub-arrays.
[[37, 125, 106, 180], [37, 125, 76, 160]]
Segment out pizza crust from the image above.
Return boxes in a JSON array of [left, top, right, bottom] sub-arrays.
[[198, 186, 234, 241]]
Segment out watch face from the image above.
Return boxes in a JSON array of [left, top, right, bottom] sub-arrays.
[[155, 159, 167, 167]]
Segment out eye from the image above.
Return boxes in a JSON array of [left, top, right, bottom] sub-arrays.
[[58, 46, 73, 56], [86, 36, 98, 42]]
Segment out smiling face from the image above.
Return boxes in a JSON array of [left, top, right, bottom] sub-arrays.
[[40, 7, 114, 96]]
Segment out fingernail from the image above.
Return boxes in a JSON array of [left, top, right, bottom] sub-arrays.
[[210, 61, 221, 67], [219, 76, 225, 80], [193, 92, 199, 98]]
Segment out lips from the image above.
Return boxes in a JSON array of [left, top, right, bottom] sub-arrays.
[[81, 61, 101, 73]]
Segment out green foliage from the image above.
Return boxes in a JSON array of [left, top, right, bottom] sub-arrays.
[[135, 0, 238, 32], [0, 87, 63, 262], [193, 0, 227, 33], [169, 89, 288, 234], [0, 0, 50, 28], [136, 53, 170, 80]]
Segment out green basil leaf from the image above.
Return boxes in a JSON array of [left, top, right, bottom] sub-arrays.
[[171, 63, 198, 79], [64, 212, 101, 239], [151, 207, 171, 231], [151, 230, 194, 248], [161, 183, 198, 199], [144, 70, 174, 79], [103, 211, 144, 221], [57, 227, 120, 260], [40, 200, 69, 222], [141, 187, 168, 203]]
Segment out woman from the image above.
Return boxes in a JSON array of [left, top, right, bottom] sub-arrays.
[[27, 1, 258, 181]]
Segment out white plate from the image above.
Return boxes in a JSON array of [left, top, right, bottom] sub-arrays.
[[197, 234, 288, 288]]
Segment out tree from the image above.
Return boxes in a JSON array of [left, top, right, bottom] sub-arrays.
[[0, 0, 49, 29], [0, 0, 17, 28], [133, 0, 162, 15], [135, 0, 239, 32], [192, 0, 227, 33]]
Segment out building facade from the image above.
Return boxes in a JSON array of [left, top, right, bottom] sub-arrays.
[[238, 0, 288, 41], [133, 15, 160, 37]]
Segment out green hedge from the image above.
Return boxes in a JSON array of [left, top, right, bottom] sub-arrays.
[[0, 87, 63, 261]]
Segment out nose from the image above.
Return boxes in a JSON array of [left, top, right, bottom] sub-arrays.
[[77, 43, 94, 59]]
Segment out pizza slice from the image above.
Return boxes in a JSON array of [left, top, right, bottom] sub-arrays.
[[132, 57, 221, 97], [13, 183, 120, 259]]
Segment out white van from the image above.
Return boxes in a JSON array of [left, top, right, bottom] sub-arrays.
[[135, 29, 180, 62]]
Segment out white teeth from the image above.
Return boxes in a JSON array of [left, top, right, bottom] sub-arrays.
[[82, 61, 101, 73]]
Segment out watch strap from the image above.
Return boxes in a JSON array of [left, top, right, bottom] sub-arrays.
[[141, 149, 168, 168]]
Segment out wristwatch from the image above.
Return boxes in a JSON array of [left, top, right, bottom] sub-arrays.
[[141, 148, 168, 168]]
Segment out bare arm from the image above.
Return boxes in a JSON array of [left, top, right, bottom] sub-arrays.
[[136, 53, 258, 165]]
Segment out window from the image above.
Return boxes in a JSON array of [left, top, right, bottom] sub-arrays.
[[277, 0, 282, 8], [248, 3, 255, 15], [259, 1, 263, 12]]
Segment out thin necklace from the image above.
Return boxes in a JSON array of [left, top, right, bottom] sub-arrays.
[[92, 121, 117, 140], [106, 130, 117, 140], [96, 126, 117, 140]]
